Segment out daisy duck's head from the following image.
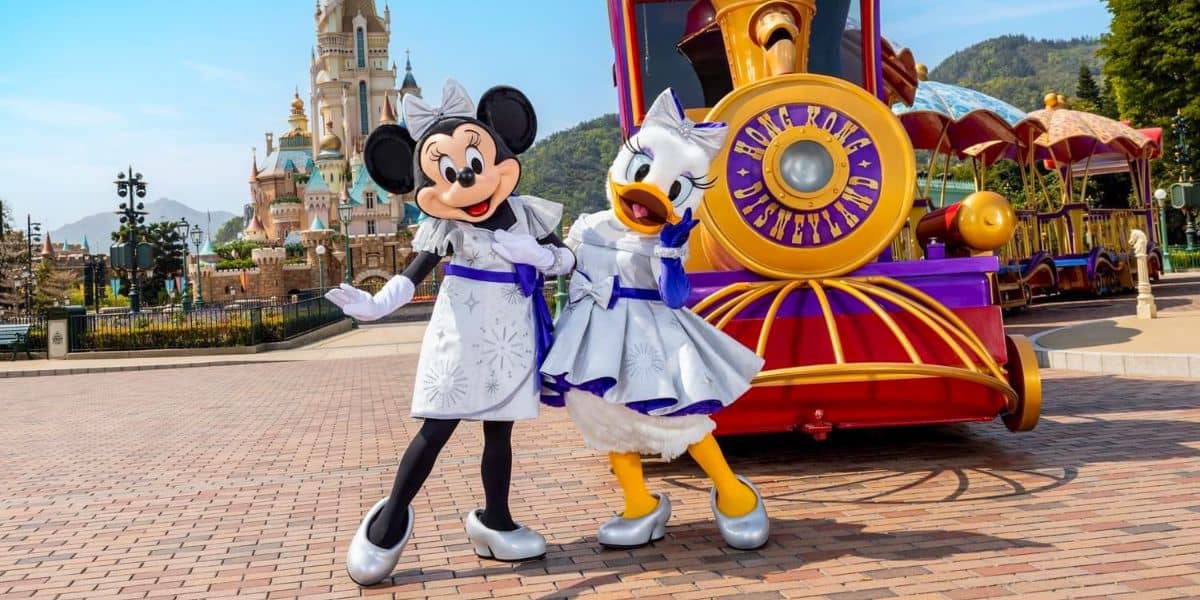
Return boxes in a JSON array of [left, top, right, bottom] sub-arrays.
[[607, 88, 729, 236]]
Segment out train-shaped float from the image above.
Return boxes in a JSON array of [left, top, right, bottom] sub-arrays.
[[604, 0, 1089, 438]]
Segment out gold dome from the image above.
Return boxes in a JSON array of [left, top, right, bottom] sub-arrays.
[[319, 120, 343, 153], [290, 91, 304, 115]]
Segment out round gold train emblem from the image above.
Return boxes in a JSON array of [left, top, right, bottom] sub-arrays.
[[701, 74, 916, 279]]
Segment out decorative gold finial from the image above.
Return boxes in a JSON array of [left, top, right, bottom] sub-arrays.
[[1044, 93, 1059, 109], [319, 118, 343, 153], [915, 63, 929, 81], [290, 89, 305, 115]]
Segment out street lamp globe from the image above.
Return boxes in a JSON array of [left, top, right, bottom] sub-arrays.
[[1155, 188, 1168, 204], [189, 224, 204, 246], [315, 244, 326, 255]]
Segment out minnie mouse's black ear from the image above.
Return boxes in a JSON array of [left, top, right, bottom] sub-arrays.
[[477, 86, 537, 154], [364, 124, 417, 194]]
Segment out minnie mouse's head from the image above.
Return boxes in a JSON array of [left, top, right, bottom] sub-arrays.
[[364, 79, 537, 223]]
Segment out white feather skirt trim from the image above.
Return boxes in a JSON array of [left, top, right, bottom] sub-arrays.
[[564, 389, 714, 460]]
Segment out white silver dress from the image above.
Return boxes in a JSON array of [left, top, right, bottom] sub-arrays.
[[541, 211, 764, 459], [409, 195, 561, 421]]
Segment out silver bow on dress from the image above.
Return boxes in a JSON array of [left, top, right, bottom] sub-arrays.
[[402, 79, 476, 139], [641, 88, 729, 162], [569, 273, 617, 309]]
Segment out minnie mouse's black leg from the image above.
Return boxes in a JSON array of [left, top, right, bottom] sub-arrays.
[[367, 418, 461, 547], [479, 420, 518, 531]]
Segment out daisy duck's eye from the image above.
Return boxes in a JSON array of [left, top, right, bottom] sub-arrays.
[[668, 176, 695, 203], [625, 153, 652, 182]]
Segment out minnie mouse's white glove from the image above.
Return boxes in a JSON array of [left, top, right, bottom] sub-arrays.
[[492, 230, 575, 276], [323, 276, 414, 321]]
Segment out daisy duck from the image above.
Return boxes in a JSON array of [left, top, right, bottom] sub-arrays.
[[541, 89, 769, 550], [324, 79, 574, 585]]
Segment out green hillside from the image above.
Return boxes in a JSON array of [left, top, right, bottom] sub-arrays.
[[930, 35, 1102, 111], [519, 114, 623, 219]]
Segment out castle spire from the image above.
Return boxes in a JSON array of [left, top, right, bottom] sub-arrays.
[[401, 49, 419, 93], [249, 148, 258, 182], [379, 93, 397, 125]]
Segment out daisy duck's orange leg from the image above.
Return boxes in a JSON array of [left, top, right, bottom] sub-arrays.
[[686, 434, 757, 517], [609, 451, 659, 518]]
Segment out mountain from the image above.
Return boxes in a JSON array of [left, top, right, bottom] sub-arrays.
[[48, 199, 236, 250], [520, 114, 623, 219], [930, 35, 1102, 112]]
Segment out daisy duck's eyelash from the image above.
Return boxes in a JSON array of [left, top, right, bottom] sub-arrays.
[[623, 138, 654, 159], [691, 176, 717, 190]]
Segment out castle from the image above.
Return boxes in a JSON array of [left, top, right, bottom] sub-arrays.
[[198, 0, 427, 304]]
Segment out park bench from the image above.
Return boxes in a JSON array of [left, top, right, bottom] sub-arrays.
[[0, 323, 33, 360]]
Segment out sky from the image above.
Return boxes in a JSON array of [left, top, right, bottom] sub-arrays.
[[0, 0, 1112, 230]]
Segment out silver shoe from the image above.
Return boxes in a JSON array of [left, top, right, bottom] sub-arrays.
[[464, 510, 546, 561], [711, 475, 769, 550], [345, 498, 414, 586], [597, 493, 671, 549]]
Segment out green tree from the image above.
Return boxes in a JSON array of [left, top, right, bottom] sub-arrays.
[[1100, 0, 1200, 179], [0, 199, 24, 314], [1075, 64, 1102, 112], [31, 256, 76, 311], [110, 220, 186, 305], [520, 114, 623, 219], [1098, 80, 1121, 119], [213, 216, 245, 245]]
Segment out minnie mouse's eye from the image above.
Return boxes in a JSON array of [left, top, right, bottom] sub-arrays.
[[465, 147, 485, 174], [438, 156, 457, 183]]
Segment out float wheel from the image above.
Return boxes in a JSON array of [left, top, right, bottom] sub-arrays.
[[1003, 334, 1042, 432]]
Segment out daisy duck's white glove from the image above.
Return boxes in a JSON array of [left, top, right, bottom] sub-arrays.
[[323, 276, 414, 321], [492, 229, 575, 276]]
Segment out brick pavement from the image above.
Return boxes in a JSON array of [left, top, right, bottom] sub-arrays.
[[1, 358, 1199, 599]]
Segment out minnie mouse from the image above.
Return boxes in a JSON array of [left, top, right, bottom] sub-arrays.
[[324, 79, 573, 586]]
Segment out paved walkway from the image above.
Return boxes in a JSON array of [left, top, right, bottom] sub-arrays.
[[0, 323, 429, 377], [1004, 272, 1200, 338], [2, 357, 1199, 599]]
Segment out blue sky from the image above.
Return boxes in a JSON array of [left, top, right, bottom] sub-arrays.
[[0, 0, 1111, 230]]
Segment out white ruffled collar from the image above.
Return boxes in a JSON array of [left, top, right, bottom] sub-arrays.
[[574, 211, 658, 257]]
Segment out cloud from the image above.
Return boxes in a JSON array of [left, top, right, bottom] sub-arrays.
[[138, 104, 183, 119], [182, 60, 253, 89], [0, 97, 124, 128]]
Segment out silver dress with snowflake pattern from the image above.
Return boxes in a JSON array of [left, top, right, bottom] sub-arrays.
[[540, 211, 765, 459], [409, 195, 561, 421]]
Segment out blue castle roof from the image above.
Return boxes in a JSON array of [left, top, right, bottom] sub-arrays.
[[305, 163, 331, 194], [348, 163, 389, 206]]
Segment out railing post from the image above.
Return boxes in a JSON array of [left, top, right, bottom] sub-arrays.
[[250, 306, 263, 345]]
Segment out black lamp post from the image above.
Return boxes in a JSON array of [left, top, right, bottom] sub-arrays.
[[25, 214, 41, 316], [1172, 111, 1197, 250], [337, 201, 353, 284], [113, 167, 148, 313], [189, 224, 206, 309], [83, 254, 106, 313], [175, 218, 191, 311]]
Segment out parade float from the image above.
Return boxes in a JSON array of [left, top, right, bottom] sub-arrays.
[[606, 0, 1041, 438]]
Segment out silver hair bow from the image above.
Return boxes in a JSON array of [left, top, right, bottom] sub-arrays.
[[641, 88, 729, 161], [402, 79, 476, 139]]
